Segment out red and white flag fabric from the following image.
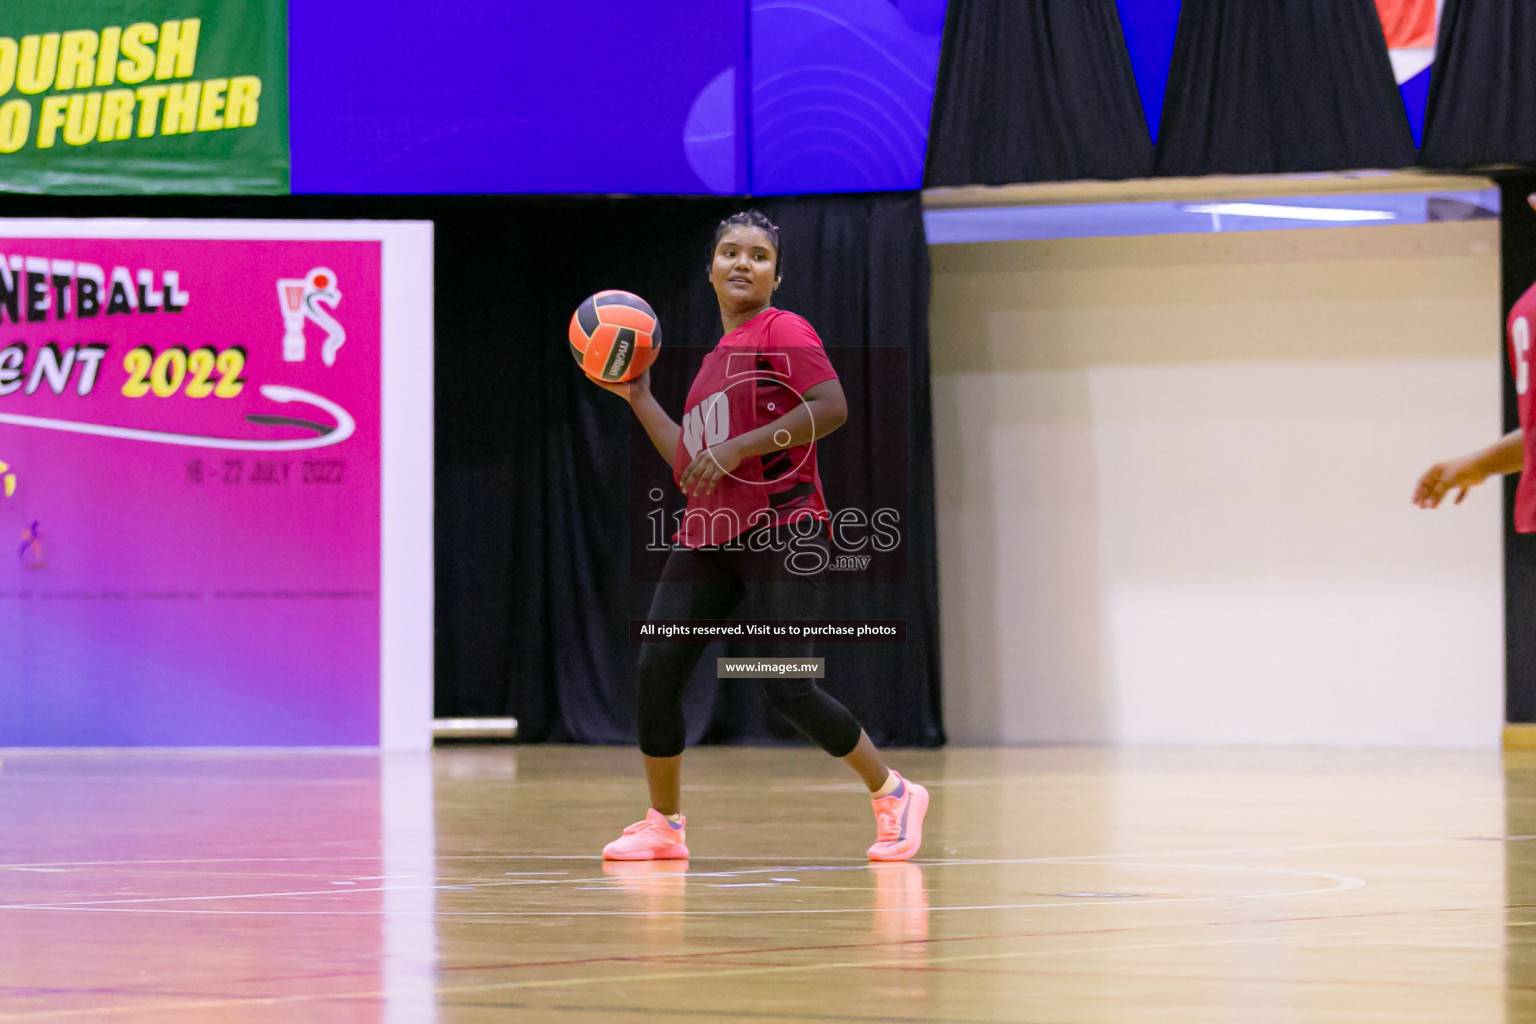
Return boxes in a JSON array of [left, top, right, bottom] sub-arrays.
[[1375, 0, 1439, 83]]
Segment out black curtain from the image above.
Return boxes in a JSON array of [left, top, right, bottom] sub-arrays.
[[0, 191, 944, 749], [1420, 0, 1536, 168], [924, 0, 1153, 187], [433, 192, 944, 747], [1501, 177, 1536, 724], [1154, 0, 1416, 176]]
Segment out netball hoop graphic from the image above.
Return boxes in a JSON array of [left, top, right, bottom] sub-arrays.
[[277, 268, 346, 365]]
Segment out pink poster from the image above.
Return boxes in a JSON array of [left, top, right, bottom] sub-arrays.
[[0, 235, 386, 745]]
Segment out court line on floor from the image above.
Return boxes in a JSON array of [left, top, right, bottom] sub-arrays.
[[14, 900, 1498, 1000], [333, 922, 1516, 1001], [446, 1004, 1062, 1024], [0, 832, 1515, 873], [12, 829, 1515, 918], [0, 902, 1503, 1020], [0, 863, 1364, 916], [0, 921, 1439, 1021]]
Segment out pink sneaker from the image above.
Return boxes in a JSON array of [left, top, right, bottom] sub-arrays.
[[602, 809, 690, 861], [867, 772, 929, 862]]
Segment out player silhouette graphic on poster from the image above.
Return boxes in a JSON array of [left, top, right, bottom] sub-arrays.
[[18, 521, 44, 570]]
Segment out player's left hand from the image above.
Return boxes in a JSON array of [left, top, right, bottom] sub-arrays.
[[1414, 455, 1487, 508], [680, 439, 745, 497]]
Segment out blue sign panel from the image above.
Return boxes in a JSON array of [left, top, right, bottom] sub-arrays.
[[750, 0, 946, 193], [289, 0, 947, 195], [289, 1, 749, 194]]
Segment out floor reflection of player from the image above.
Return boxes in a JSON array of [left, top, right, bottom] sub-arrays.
[[592, 210, 929, 863], [601, 860, 689, 947], [870, 862, 930, 944], [18, 521, 44, 569], [1416, 193, 1536, 515]]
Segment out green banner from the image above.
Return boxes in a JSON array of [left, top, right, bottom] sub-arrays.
[[0, 1, 287, 194]]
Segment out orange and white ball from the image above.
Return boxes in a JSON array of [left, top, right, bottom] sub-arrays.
[[568, 290, 661, 382]]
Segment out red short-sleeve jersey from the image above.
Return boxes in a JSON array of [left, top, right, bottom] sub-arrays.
[[672, 308, 839, 548], [1510, 281, 1536, 533]]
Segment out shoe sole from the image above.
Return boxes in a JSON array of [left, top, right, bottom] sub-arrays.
[[868, 783, 929, 862], [602, 844, 690, 862]]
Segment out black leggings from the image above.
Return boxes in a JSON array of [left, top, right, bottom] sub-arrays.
[[636, 527, 864, 759]]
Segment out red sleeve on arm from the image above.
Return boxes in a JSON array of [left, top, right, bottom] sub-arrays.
[[771, 313, 838, 396]]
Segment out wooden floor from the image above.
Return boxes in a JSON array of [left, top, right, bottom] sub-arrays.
[[1, 743, 1533, 1022]]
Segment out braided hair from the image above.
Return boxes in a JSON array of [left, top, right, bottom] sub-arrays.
[[711, 209, 782, 278]]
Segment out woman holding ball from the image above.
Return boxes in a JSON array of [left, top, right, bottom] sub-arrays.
[[592, 210, 928, 862]]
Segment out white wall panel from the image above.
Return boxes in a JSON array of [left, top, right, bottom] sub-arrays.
[[931, 222, 1503, 746]]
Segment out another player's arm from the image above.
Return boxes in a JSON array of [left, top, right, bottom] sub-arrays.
[[593, 371, 681, 464], [1414, 429, 1525, 508], [680, 379, 848, 497]]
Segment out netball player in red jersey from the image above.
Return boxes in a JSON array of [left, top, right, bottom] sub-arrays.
[[591, 210, 928, 862], [1415, 194, 1536, 516]]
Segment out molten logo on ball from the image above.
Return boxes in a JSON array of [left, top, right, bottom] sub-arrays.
[[569, 290, 661, 382]]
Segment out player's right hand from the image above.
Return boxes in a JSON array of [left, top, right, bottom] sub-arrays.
[[1414, 456, 1488, 509], [590, 368, 651, 405]]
